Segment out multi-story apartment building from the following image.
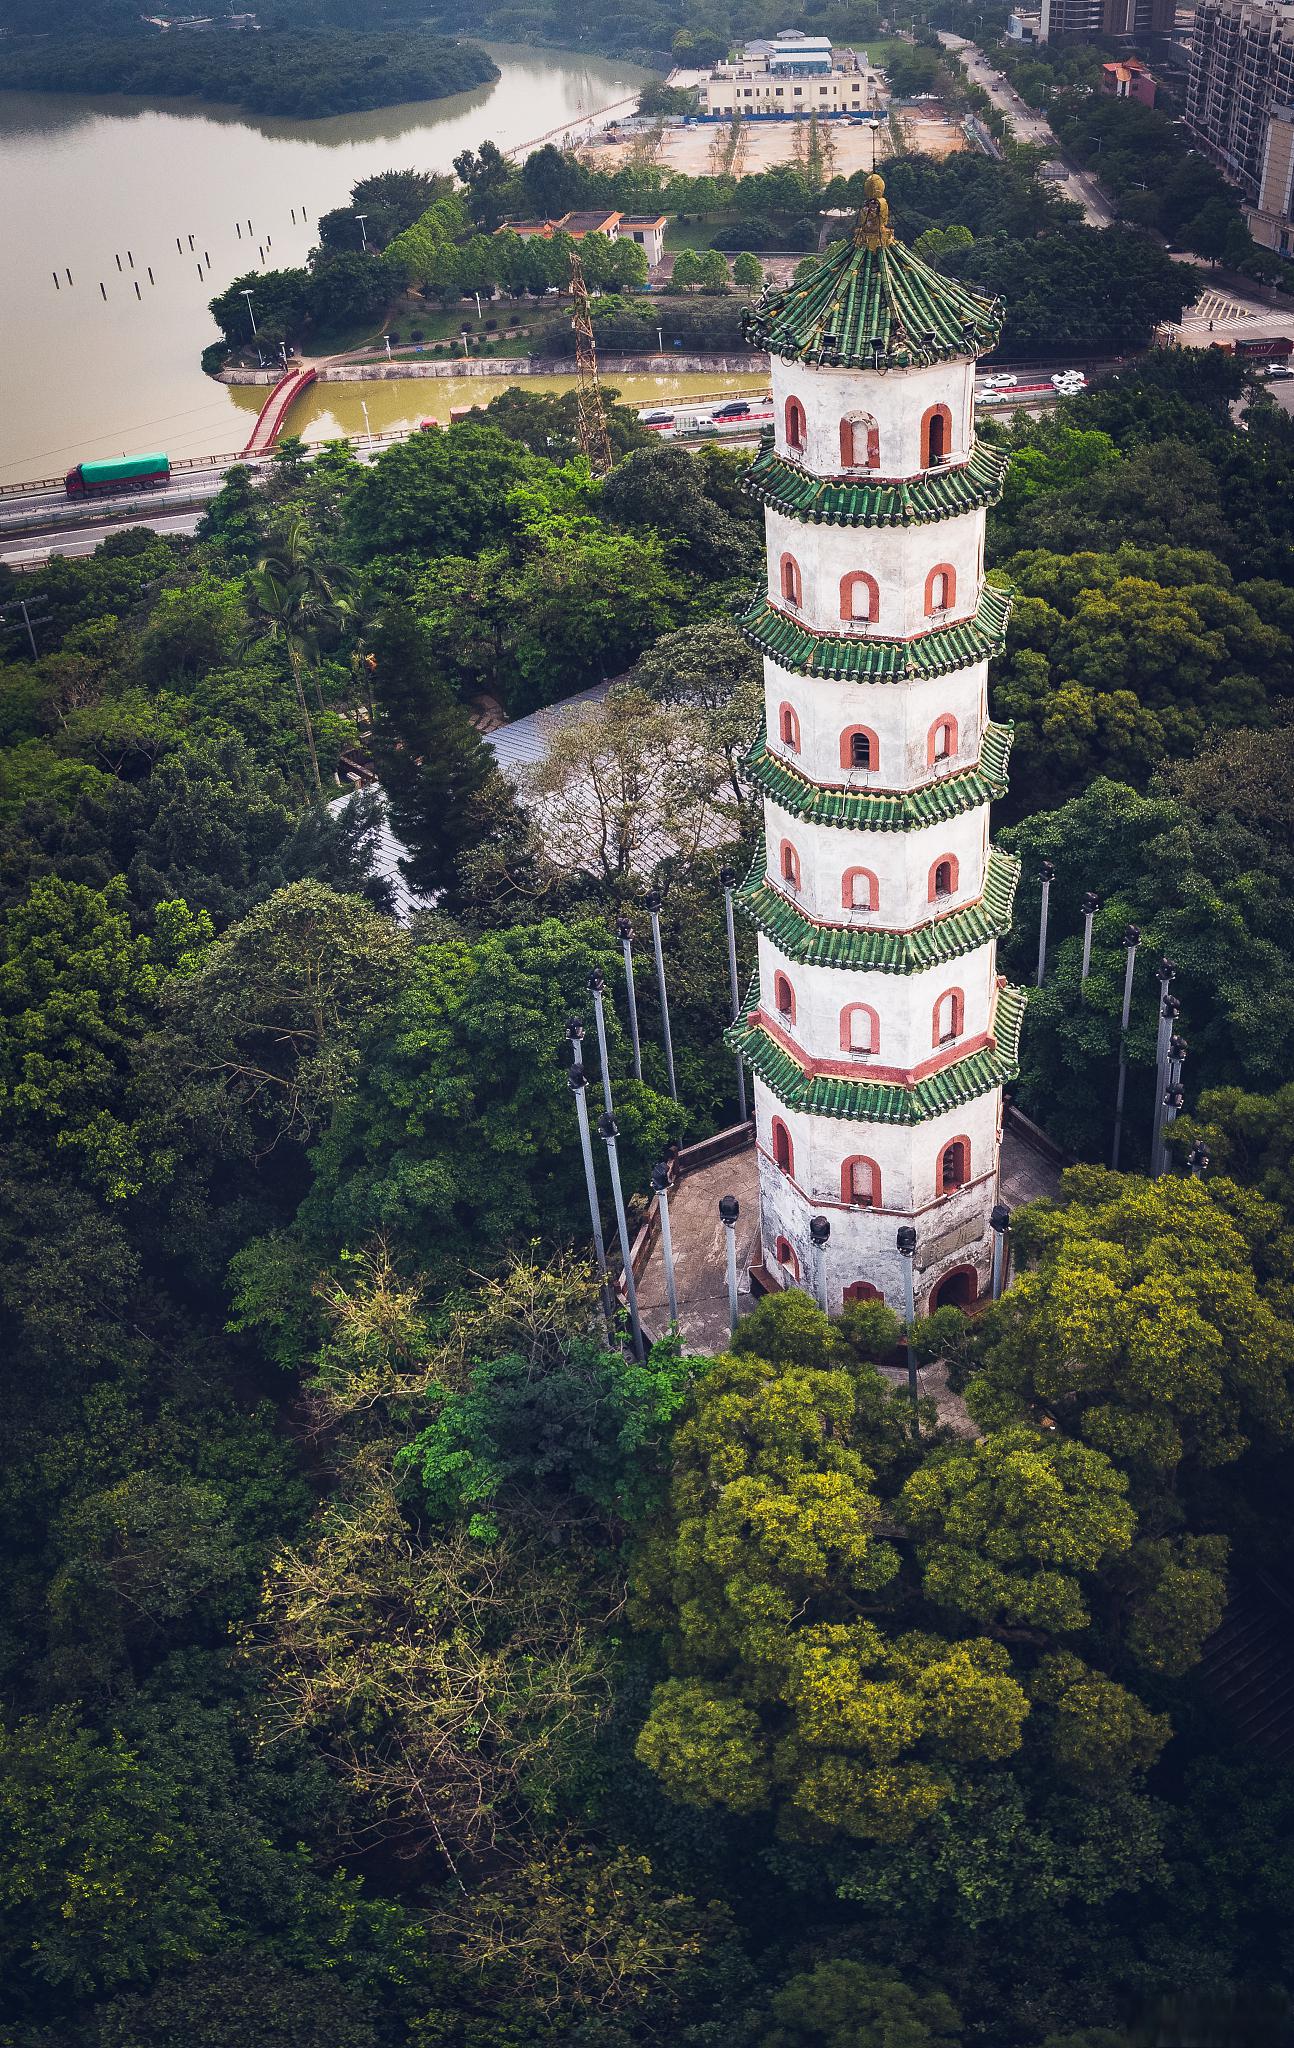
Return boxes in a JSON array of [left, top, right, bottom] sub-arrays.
[[1041, 0, 1174, 35], [1187, 0, 1294, 248]]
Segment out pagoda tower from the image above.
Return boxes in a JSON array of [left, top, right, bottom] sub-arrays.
[[728, 174, 1025, 1316]]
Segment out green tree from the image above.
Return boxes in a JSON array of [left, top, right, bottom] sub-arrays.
[[966, 1168, 1294, 1478], [167, 879, 409, 1158], [763, 1959, 963, 2047], [733, 250, 764, 291], [343, 417, 533, 560], [899, 1427, 1137, 1634]]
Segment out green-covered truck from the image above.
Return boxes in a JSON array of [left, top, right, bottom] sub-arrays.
[[65, 452, 171, 497]]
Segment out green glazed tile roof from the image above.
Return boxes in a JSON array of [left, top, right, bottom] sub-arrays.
[[726, 980, 1026, 1124], [749, 720, 1013, 830], [737, 582, 1012, 683], [741, 194, 1003, 370], [743, 437, 1010, 528], [738, 839, 1021, 971]]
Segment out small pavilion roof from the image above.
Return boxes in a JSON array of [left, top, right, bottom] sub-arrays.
[[742, 173, 1003, 371]]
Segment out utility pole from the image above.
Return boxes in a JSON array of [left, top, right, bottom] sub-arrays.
[[1149, 965, 1178, 1177], [568, 248, 613, 477], [567, 1063, 613, 1335]]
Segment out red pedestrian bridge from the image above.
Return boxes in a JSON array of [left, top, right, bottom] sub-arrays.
[[240, 365, 316, 457]]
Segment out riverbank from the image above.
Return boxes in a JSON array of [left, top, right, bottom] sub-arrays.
[[220, 352, 766, 385], [0, 45, 652, 483], [0, 30, 500, 121]]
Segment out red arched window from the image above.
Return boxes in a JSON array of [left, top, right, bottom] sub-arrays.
[[839, 570, 879, 624], [779, 839, 801, 891], [933, 988, 965, 1046], [939, 1137, 970, 1192], [774, 1234, 801, 1281], [921, 403, 952, 468], [840, 726, 879, 773], [841, 1156, 881, 1208], [929, 854, 959, 902], [785, 395, 807, 452], [780, 553, 802, 607], [927, 715, 958, 766], [840, 1003, 879, 1054], [925, 563, 957, 615], [840, 414, 880, 470], [844, 1279, 882, 1303], [772, 1118, 794, 1176], [778, 701, 801, 752], [842, 866, 879, 912], [773, 971, 796, 1022]]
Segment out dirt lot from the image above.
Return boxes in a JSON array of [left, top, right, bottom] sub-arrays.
[[587, 118, 889, 180], [587, 106, 965, 179]]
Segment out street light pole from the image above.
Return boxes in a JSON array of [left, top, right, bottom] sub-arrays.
[[587, 969, 614, 1116], [1079, 889, 1099, 994], [719, 1195, 741, 1340], [567, 1064, 613, 1333], [599, 1112, 645, 1362], [1035, 858, 1054, 988], [241, 288, 257, 338], [651, 1162, 679, 1328], [356, 213, 369, 250], [810, 1215, 831, 1314], [645, 890, 678, 1101], [720, 865, 748, 1122], [1110, 923, 1141, 1170], [1149, 968, 1178, 1176], [990, 1203, 1010, 1300], [616, 916, 642, 1081], [897, 1226, 918, 1429]]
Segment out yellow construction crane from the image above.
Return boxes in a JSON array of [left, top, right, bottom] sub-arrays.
[[569, 248, 613, 478]]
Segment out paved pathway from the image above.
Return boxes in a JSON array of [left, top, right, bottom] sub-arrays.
[[638, 1120, 1063, 1357], [938, 35, 1115, 229]]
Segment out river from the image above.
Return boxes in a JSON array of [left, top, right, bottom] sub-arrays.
[[0, 44, 653, 485]]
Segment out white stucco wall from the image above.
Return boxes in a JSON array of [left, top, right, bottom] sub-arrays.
[[754, 931, 999, 1074], [764, 656, 989, 792], [762, 793, 989, 928], [770, 355, 976, 479], [765, 504, 985, 640], [753, 1077, 1001, 1312]]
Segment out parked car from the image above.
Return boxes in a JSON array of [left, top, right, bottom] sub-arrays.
[[712, 400, 752, 419]]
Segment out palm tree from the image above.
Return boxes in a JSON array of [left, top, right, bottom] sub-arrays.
[[247, 515, 354, 800]]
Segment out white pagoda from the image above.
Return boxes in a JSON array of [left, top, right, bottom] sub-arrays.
[[728, 174, 1024, 1315]]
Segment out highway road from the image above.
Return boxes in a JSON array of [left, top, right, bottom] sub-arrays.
[[939, 34, 1116, 229], [0, 383, 1071, 569]]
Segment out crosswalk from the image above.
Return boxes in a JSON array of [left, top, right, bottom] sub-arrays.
[[1192, 287, 1255, 324]]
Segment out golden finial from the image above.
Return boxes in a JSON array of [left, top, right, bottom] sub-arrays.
[[854, 171, 894, 253]]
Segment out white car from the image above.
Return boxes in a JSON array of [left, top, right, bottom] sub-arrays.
[[982, 372, 1018, 389], [978, 390, 1008, 405]]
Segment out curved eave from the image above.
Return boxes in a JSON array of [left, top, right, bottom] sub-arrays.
[[737, 839, 1021, 972], [741, 239, 1003, 372], [743, 439, 1010, 528], [726, 981, 1026, 1124], [749, 720, 1013, 831], [737, 583, 1013, 684]]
